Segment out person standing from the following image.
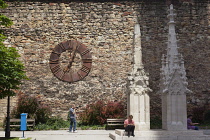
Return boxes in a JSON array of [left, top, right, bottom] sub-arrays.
[[124, 115, 135, 137], [69, 105, 77, 133]]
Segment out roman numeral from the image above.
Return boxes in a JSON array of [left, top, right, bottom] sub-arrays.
[[51, 65, 61, 74], [58, 70, 65, 80], [80, 65, 90, 73], [52, 51, 61, 56], [69, 72, 73, 82], [76, 43, 81, 51], [82, 58, 92, 63], [49, 59, 59, 64], [77, 72, 84, 79], [58, 43, 66, 52], [80, 49, 91, 56]]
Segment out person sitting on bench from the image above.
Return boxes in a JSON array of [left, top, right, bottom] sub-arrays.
[[124, 115, 135, 137]]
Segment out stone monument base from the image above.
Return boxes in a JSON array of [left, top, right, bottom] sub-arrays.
[[109, 129, 210, 140], [134, 122, 150, 131]]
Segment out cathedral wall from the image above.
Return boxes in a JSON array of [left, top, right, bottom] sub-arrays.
[[0, 0, 209, 123]]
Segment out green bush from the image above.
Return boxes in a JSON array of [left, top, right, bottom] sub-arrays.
[[35, 105, 52, 124], [79, 125, 105, 130], [46, 117, 69, 128], [35, 123, 51, 130], [191, 106, 206, 123], [35, 117, 69, 130], [150, 116, 162, 129], [204, 110, 210, 123], [80, 125, 89, 130]]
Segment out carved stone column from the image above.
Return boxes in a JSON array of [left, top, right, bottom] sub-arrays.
[[160, 4, 191, 131], [128, 24, 151, 131]]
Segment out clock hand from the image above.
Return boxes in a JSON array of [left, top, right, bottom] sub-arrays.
[[66, 44, 78, 70]]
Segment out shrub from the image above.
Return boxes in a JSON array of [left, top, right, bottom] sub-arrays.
[[105, 101, 125, 119], [11, 92, 52, 124], [150, 116, 162, 129], [12, 92, 39, 118], [35, 123, 51, 130], [191, 106, 206, 123], [79, 100, 126, 125], [46, 116, 69, 128], [79, 100, 106, 125], [204, 110, 210, 123], [35, 117, 69, 130], [35, 104, 52, 124]]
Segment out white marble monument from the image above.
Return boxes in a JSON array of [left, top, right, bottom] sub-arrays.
[[160, 4, 191, 131], [109, 5, 207, 140], [128, 24, 152, 131]]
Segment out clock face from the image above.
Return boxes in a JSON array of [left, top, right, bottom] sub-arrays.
[[49, 40, 92, 83]]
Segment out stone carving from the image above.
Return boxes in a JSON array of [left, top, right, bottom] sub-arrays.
[[127, 23, 152, 131], [128, 71, 150, 96], [128, 24, 151, 96], [160, 4, 191, 131]]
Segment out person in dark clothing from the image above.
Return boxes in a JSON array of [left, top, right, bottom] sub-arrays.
[[187, 115, 199, 130]]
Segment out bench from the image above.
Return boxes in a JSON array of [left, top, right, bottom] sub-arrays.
[[106, 118, 124, 129], [10, 119, 35, 130]]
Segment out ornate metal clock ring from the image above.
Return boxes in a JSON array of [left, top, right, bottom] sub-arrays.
[[49, 40, 92, 83]]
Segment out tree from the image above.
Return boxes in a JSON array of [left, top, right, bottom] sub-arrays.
[[0, 0, 28, 98], [0, 0, 28, 99], [0, 44, 27, 98], [0, 0, 27, 138]]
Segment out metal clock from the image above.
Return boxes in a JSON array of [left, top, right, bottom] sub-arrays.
[[49, 40, 92, 83]]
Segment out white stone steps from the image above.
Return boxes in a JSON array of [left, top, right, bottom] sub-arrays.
[[110, 129, 210, 140]]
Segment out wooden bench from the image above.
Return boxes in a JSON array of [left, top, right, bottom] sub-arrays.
[[10, 119, 35, 130], [106, 118, 124, 129]]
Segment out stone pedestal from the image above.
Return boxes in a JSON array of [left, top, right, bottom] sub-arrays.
[[162, 94, 187, 130], [128, 91, 150, 131]]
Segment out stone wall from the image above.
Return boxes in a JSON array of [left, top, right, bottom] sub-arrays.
[[0, 0, 209, 123], [0, 97, 17, 125]]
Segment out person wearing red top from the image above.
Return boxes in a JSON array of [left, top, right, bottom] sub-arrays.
[[124, 115, 135, 137]]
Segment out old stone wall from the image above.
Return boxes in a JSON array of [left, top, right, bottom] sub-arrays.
[[0, 0, 209, 124], [0, 97, 17, 125]]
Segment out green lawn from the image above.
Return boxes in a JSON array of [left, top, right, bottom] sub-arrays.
[[0, 138, 31, 140]]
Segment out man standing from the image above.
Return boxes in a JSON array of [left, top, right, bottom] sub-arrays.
[[69, 105, 77, 133]]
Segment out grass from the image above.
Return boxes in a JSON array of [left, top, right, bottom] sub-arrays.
[[197, 122, 210, 129], [0, 138, 31, 140], [80, 125, 105, 130]]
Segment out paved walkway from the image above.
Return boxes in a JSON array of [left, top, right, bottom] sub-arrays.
[[0, 130, 114, 140]]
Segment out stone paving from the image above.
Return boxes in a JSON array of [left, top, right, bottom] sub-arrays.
[[1, 129, 210, 140], [110, 129, 210, 140], [0, 130, 114, 140]]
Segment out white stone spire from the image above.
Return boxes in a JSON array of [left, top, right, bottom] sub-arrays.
[[167, 4, 178, 69], [133, 24, 143, 71], [160, 4, 191, 131], [127, 23, 151, 131]]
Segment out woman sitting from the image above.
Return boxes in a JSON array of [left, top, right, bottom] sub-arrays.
[[124, 115, 135, 137]]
